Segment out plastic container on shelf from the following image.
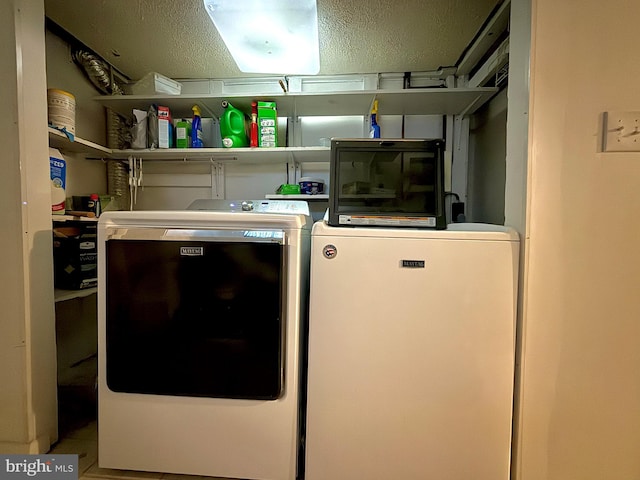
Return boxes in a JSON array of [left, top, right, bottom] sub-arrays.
[[369, 99, 380, 138], [175, 119, 190, 148], [299, 177, 325, 194], [191, 106, 204, 148], [220, 101, 249, 148], [250, 101, 259, 148], [88, 194, 101, 217], [50, 147, 67, 215], [47, 89, 76, 135], [130, 72, 182, 95], [276, 184, 301, 195]]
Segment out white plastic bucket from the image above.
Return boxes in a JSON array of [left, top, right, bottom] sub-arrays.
[[47, 89, 76, 135]]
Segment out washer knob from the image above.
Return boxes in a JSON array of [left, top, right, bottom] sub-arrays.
[[241, 201, 254, 211]]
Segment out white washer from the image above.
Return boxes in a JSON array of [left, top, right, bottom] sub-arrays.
[[97, 200, 311, 480], [305, 221, 520, 480]]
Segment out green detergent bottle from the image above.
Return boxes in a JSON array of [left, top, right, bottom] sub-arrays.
[[220, 101, 249, 148]]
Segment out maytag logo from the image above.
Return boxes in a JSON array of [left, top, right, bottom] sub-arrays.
[[1, 455, 77, 480], [180, 246, 204, 256], [401, 260, 425, 268]]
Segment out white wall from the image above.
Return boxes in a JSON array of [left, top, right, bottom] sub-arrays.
[[0, 0, 58, 453], [45, 29, 107, 198], [515, 0, 640, 478], [468, 88, 508, 224]]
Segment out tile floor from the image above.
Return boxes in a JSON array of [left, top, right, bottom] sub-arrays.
[[50, 382, 236, 480], [49, 420, 98, 478], [49, 418, 229, 480]]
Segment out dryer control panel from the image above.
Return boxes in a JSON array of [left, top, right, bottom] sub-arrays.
[[189, 199, 310, 216]]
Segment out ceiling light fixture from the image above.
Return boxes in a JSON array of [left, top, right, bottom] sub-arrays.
[[203, 0, 320, 75]]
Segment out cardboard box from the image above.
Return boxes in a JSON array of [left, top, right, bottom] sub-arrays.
[[158, 105, 172, 148], [258, 101, 277, 147], [53, 221, 98, 290]]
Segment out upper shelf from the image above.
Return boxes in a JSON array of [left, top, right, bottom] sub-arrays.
[[48, 128, 111, 157], [49, 127, 329, 162], [93, 87, 498, 119]]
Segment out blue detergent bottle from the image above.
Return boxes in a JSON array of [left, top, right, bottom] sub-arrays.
[[369, 99, 381, 138], [191, 105, 204, 148]]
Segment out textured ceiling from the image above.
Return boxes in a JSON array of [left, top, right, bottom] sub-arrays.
[[44, 0, 502, 82]]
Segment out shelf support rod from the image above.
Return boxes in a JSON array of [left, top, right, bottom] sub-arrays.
[[210, 160, 225, 199]]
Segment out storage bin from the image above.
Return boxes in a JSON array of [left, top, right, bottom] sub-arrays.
[[53, 221, 98, 290], [130, 72, 182, 95], [47, 88, 76, 134], [299, 177, 325, 194]]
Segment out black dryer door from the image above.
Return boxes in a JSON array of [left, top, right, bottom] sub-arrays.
[[105, 228, 285, 400]]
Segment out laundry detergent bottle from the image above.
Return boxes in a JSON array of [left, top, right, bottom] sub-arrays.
[[220, 101, 249, 148], [191, 105, 204, 148], [369, 99, 381, 138]]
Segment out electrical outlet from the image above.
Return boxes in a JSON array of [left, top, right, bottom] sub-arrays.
[[602, 111, 640, 152]]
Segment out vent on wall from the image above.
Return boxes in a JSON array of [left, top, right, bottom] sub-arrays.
[[46, 17, 130, 95], [73, 49, 126, 95]]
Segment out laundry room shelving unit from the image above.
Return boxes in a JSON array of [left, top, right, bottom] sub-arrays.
[[49, 130, 102, 302], [51, 204, 100, 437], [87, 85, 498, 213], [94, 85, 498, 163]]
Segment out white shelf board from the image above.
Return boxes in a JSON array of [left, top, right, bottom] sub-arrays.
[[94, 87, 498, 118], [52, 214, 99, 222], [54, 287, 97, 303], [266, 194, 329, 200], [374, 89, 497, 116], [48, 128, 111, 157], [110, 146, 330, 163]]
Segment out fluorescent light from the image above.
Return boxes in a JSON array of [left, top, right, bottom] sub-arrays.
[[203, 0, 320, 75]]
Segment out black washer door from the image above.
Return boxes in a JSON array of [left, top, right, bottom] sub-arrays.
[[105, 237, 284, 400]]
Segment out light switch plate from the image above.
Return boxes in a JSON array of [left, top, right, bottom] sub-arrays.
[[602, 111, 640, 152]]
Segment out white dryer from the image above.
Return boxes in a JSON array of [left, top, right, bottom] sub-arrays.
[[97, 200, 311, 480]]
